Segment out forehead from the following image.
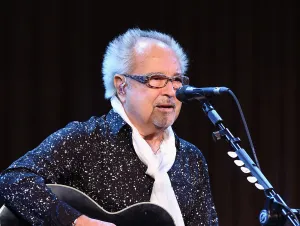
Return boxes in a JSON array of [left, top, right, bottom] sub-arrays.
[[132, 38, 181, 75], [134, 38, 168, 54]]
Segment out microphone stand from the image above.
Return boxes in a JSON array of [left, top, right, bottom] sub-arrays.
[[200, 99, 300, 226]]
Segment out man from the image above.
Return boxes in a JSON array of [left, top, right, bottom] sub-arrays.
[[0, 28, 218, 226]]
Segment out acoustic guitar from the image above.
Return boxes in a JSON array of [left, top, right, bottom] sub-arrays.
[[0, 184, 175, 226]]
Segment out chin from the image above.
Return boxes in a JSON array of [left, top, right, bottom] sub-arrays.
[[153, 118, 175, 129]]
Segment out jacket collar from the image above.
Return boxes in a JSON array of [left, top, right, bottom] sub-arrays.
[[106, 109, 130, 135]]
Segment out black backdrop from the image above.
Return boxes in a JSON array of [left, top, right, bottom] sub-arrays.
[[1, 1, 299, 226]]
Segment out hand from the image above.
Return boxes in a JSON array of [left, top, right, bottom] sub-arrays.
[[74, 215, 116, 226]]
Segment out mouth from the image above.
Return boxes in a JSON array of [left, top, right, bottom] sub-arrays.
[[155, 104, 175, 112]]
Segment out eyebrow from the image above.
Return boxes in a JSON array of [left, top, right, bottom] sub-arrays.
[[173, 72, 183, 76], [152, 72, 183, 76]]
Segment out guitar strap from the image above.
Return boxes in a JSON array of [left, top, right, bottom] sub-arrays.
[[111, 96, 185, 226]]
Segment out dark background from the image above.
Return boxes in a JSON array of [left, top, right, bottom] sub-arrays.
[[1, 1, 299, 225]]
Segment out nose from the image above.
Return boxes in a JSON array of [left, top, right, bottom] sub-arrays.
[[161, 79, 176, 97]]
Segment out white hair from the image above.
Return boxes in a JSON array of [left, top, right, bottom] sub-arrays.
[[102, 28, 189, 99]]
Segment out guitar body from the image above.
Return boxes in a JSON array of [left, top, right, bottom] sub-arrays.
[[0, 184, 175, 226]]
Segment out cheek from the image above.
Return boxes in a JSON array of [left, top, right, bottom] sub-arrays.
[[128, 90, 156, 116], [135, 92, 155, 106], [175, 101, 182, 115]]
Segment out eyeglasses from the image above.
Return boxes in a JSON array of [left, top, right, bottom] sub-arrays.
[[121, 73, 189, 89]]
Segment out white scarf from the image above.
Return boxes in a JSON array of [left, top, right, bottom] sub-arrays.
[[110, 96, 185, 226]]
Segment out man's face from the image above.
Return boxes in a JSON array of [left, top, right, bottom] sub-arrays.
[[121, 39, 183, 135]]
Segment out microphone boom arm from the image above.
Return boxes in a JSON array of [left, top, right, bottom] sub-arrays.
[[201, 99, 300, 226]]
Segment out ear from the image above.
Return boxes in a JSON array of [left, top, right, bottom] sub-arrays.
[[113, 74, 127, 103]]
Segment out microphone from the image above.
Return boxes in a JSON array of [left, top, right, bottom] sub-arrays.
[[176, 85, 230, 102]]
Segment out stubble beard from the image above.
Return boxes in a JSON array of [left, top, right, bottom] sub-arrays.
[[152, 111, 176, 129]]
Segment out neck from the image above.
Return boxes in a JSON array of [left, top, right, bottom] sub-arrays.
[[141, 131, 164, 154], [142, 131, 164, 142], [129, 119, 167, 153]]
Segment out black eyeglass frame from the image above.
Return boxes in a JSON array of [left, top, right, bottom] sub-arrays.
[[121, 73, 189, 89]]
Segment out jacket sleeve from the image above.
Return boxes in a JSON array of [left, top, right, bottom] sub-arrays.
[[187, 151, 219, 226], [0, 121, 89, 226]]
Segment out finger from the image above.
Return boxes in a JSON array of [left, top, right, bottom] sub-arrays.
[[95, 220, 116, 226]]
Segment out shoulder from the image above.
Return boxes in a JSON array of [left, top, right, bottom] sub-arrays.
[[67, 115, 106, 134], [42, 113, 111, 145], [55, 115, 105, 137], [60, 108, 126, 139]]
